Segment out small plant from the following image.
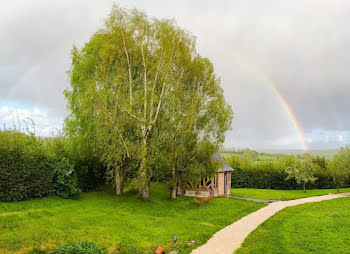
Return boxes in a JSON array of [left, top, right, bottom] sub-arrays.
[[53, 158, 81, 199], [51, 241, 107, 254]]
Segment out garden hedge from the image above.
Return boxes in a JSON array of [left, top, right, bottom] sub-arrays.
[[0, 131, 53, 201], [0, 131, 93, 202], [229, 157, 349, 190]]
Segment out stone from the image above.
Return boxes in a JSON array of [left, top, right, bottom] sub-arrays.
[[186, 240, 196, 247]]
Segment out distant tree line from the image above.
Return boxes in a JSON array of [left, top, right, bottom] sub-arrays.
[[227, 148, 350, 191]]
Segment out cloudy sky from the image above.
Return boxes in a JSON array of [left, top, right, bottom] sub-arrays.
[[1, 0, 350, 150]]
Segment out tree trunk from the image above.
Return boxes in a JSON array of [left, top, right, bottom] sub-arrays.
[[115, 164, 122, 195], [121, 172, 126, 193], [170, 164, 177, 200], [139, 135, 150, 201], [303, 182, 306, 193], [337, 185, 340, 193]]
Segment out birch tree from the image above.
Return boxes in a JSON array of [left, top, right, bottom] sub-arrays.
[[154, 56, 233, 199], [65, 6, 197, 200]]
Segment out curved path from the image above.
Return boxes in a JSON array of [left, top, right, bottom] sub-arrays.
[[192, 192, 350, 254]]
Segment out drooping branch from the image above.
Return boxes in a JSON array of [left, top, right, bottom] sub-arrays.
[[92, 97, 130, 158], [118, 129, 130, 158], [127, 111, 142, 122]]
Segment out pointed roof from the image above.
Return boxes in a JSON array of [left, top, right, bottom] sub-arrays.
[[212, 152, 234, 172]]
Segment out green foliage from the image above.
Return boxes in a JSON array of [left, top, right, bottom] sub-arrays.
[[329, 147, 350, 191], [52, 158, 81, 199], [65, 5, 233, 199], [51, 241, 107, 254], [0, 129, 97, 202], [45, 135, 106, 191], [229, 154, 298, 189], [0, 130, 53, 202], [228, 152, 338, 190], [285, 154, 318, 191]]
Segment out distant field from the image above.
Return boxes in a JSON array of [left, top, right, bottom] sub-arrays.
[[220, 152, 232, 159], [258, 149, 340, 160], [221, 149, 340, 160], [221, 152, 277, 161], [231, 188, 350, 200], [235, 197, 350, 254], [0, 184, 264, 254]]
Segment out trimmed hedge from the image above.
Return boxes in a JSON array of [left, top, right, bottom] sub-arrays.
[[0, 131, 53, 201], [0, 131, 89, 202], [228, 155, 348, 190]]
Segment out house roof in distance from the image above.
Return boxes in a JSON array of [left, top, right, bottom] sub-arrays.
[[212, 152, 234, 172]]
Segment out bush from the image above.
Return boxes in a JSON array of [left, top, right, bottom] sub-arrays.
[[51, 241, 107, 254], [72, 157, 106, 191], [45, 136, 106, 191], [0, 131, 53, 202], [53, 158, 81, 199]]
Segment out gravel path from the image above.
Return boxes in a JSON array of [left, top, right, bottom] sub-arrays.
[[192, 192, 350, 254]]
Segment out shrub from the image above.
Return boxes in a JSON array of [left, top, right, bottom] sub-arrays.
[[0, 131, 53, 202], [51, 241, 107, 254], [45, 136, 106, 191], [72, 157, 106, 191], [53, 158, 81, 199]]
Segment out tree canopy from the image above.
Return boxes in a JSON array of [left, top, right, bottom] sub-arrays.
[[64, 5, 233, 200], [285, 154, 318, 192], [329, 147, 350, 192]]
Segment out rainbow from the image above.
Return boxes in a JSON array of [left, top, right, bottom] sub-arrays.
[[258, 70, 308, 150], [3, 64, 41, 102], [235, 53, 307, 151]]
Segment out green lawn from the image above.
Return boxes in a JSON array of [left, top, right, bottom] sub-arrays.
[[231, 188, 350, 201], [0, 183, 265, 254], [235, 197, 350, 254]]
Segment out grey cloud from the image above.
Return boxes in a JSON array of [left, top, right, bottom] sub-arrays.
[[1, 0, 350, 149]]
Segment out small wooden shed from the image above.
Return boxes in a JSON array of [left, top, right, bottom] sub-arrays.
[[177, 153, 234, 198]]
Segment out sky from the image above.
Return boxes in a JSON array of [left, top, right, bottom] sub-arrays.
[[1, 0, 350, 150]]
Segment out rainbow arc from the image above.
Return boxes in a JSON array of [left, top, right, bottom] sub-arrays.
[[235, 53, 307, 151]]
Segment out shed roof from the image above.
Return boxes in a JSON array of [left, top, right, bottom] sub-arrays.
[[212, 152, 234, 172]]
